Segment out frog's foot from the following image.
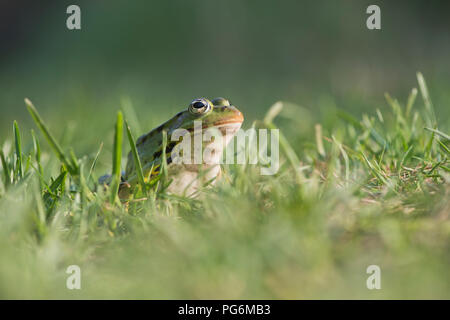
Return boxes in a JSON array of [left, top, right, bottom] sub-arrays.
[[98, 173, 130, 199], [118, 181, 132, 200]]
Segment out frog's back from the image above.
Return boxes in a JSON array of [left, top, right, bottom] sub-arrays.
[[124, 124, 164, 180], [123, 112, 187, 180]]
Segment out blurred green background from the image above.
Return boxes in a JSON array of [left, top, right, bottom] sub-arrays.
[[1, 0, 450, 163]]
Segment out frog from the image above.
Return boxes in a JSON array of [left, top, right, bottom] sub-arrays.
[[107, 97, 244, 198]]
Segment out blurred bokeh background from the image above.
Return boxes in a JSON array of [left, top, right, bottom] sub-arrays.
[[1, 0, 449, 160]]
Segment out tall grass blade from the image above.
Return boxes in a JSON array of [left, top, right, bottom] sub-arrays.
[[88, 142, 103, 182], [110, 111, 123, 204], [13, 121, 23, 180], [160, 130, 169, 183], [437, 139, 450, 155], [25, 98, 78, 175], [0, 149, 10, 188], [31, 129, 44, 190], [47, 170, 67, 196], [406, 88, 418, 118], [417, 72, 436, 126], [315, 124, 326, 157], [425, 127, 450, 141], [125, 120, 146, 195], [264, 101, 283, 124], [121, 96, 141, 135], [263, 103, 304, 184], [398, 145, 414, 174]]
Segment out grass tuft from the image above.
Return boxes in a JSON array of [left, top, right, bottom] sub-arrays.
[[25, 98, 79, 175]]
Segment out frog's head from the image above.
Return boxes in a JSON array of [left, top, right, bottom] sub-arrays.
[[164, 97, 244, 137], [166, 97, 244, 166], [188, 97, 244, 133], [126, 97, 244, 185]]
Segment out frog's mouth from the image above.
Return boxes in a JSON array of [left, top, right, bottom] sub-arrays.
[[211, 107, 244, 145], [209, 107, 244, 129]]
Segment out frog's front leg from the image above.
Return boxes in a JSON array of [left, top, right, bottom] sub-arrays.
[[98, 172, 131, 200]]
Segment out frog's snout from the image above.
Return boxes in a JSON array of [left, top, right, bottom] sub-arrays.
[[231, 106, 244, 123], [233, 106, 244, 122], [222, 105, 244, 123]]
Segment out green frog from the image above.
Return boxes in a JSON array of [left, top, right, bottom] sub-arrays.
[[106, 97, 244, 198]]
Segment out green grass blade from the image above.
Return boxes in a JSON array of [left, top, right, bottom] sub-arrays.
[[425, 130, 435, 159], [24, 154, 32, 175], [88, 142, 103, 183], [0, 149, 10, 188], [13, 121, 23, 180], [437, 139, 450, 155], [125, 120, 146, 195], [361, 152, 388, 186], [25, 98, 78, 175], [110, 111, 124, 204], [79, 162, 94, 203], [263, 103, 304, 184], [406, 88, 418, 118], [263, 101, 283, 124], [425, 127, 450, 141], [315, 124, 326, 158], [48, 169, 67, 195], [160, 130, 169, 182], [266, 122, 304, 183], [398, 145, 414, 174], [417, 72, 436, 126], [121, 96, 142, 135], [31, 129, 44, 190], [332, 136, 349, 184], [42, 169, 68, 206], [69, 148, 79, 172], [31, 129, 42, 166]]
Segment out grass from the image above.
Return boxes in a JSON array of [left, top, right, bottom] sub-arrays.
[[0, 73, 449, 299]]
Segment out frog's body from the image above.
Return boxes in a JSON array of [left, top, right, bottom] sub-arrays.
[[117, 97, 243, 198]]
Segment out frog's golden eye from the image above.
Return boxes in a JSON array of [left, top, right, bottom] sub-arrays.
[[211, 97, 230, 107], [188, 98, 212, 115]]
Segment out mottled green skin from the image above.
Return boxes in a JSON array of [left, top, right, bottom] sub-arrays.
[[123, 98, 243, 186]]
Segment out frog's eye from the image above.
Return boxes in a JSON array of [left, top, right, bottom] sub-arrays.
[[211, 97, 230, 107], [188, 98, 212, 115]]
